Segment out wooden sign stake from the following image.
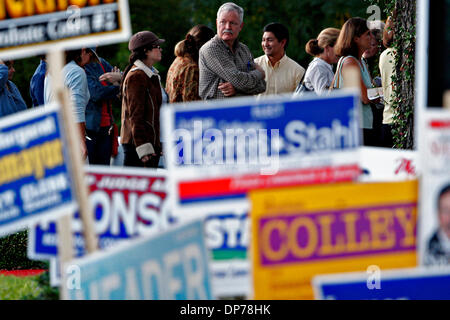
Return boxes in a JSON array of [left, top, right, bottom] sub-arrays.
[[444, 90, 450, 110], [47, 49, 98, 299]]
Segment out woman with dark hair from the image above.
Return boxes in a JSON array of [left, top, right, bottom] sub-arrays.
[[333, 17, 378, 146], [120, 31, 166, 168], [297, 27, 340, 95], [166, 25, 215, 103]]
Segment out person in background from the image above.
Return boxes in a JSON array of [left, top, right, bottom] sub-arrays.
[[363, 20, 385, 81], [425, 184, 450, 266], [296, 27, 340, 95], [120, 31, 166, 168], [333, 17, 378, 146], [0, 60, 27, 117], [362, 21, 386, 147], [255, 22, 305, 96], [44, 48, 91, 160], [379, 16, 396, 148], [199, 2, 266, 99], [84, 47, 121, 165], [166, 25, 215, 103], [29, 56, 47, 107]]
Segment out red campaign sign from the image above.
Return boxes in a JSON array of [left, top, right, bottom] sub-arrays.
[[29, 167, 171, 260], [178, 165, 361, 202], [430, 120, 450, 128], [85, 170, 168, 237]]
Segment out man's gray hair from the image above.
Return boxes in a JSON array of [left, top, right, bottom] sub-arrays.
[[217, 2, 244, 23]]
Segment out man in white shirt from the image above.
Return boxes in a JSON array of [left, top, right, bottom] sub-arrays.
[[255, 22, 305, 96]]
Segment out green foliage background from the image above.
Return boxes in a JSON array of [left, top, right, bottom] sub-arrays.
[[13, 0, 370, 111]]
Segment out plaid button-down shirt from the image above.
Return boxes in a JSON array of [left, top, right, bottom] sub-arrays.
[[199, 35, 266, 100]]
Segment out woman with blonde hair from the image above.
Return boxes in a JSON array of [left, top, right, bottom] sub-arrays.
[[295, 27, 340, 95], [333, 17, 378, 146], [166, 24, 215, 102]]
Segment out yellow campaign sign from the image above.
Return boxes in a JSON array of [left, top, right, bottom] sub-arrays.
[[0, 0, 131, 60], [249, 180, 418, 300]]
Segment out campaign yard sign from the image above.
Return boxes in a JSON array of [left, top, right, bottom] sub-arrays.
[[0, 103, 76, 236], [359, 147, 418, 182], [28, 166, 170, 260], [172, 205, 251, 298], [63, 219, 213, 300], [249, 180, 418, 300], [313, 267, 450, 300], [161, 91, 362, 211], [0, 0, 131, 60]]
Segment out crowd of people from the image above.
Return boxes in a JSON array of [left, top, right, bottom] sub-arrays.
[[0, 1, 397, 168]]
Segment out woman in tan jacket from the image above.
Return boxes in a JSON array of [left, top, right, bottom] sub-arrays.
[[120, 31, 166, 168]]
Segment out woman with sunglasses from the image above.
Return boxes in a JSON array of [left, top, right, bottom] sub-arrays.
[[120, 31, 167, 168]]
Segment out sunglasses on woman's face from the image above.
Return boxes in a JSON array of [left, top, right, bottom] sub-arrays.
[[152, 45, 161, 50]]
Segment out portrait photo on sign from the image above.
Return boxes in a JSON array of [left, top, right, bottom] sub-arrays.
[[420, 179, 450, 267]]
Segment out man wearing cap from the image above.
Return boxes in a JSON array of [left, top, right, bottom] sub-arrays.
[[199, 2, 266, 100], [120, 31, 167, 168], [84, 47, 121, 165]]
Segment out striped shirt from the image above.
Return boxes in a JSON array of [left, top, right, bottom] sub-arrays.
[[199, 35, 266, 100]]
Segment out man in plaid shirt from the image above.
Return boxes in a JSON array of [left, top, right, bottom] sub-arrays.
[[199, 2, 266, 100]]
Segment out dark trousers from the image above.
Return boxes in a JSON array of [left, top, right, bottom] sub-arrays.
[[371, 103, 384, 147], [380, 124, 394, 148], [122, 144, 160, 168], [86, 127, 112, 165], [363, 128, 377, 147]]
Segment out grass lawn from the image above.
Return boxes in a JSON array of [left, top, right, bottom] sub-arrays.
[[0, 274, 43, 300]]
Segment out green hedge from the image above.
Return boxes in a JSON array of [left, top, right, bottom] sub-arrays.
[[0, 231, 47, 270]]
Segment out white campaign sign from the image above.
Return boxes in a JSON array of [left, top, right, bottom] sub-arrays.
[[418, 110, 450, 267]]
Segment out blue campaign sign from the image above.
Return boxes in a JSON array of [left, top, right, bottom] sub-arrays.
[[0, 104, 75, 236], [64, 219, 213, 300], [163, 91, 360, 169], [161, 91, 362, 210], [28, 166, 171, 260], [313, 267, 450, 300]]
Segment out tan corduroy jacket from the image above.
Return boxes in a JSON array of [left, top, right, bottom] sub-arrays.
[[120, 60, 163, 158]]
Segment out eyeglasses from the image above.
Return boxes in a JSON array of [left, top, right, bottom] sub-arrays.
[[218, 20, 240, 27], [152, 45, 161, 50]]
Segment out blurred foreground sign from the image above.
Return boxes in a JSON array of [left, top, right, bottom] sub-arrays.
[[359, 147, 418, 182], [28, 166, 170, 260], [0, 104, 75, 236], [313, 267, 450, 300], [418, 110, 450, 266], [249, 180, 418, 300], [172, 205, 250, 298], [162, 91, 361, 211], [0, 0, 131, 60], [63, 219, 213, 300]]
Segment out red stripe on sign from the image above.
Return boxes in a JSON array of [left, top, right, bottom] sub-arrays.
[[179, 165, 361, 199], [0, 270, 46, 277], [430, 120, 450, 128]]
